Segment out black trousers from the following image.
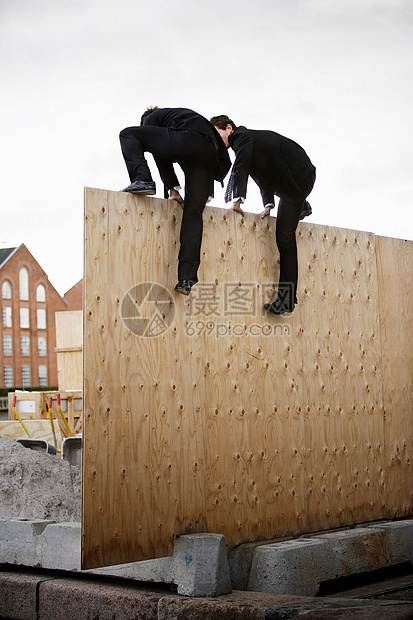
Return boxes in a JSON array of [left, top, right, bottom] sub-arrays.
[[275, 171, 316, 303], [119, 126, 218, 282]]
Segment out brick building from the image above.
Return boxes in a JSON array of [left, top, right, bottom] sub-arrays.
[[0, 244, 82, 389], [63, 279, 83, 310]]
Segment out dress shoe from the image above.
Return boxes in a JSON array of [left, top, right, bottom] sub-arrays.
[[264, 298, 295, 315], [174, 280, 194, 296], [299, 200, 312, 221], [121, 180, 156, 195]]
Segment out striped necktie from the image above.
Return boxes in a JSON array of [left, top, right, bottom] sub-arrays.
[[224, 168, 234, 204]]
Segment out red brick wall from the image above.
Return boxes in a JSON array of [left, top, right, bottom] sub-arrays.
[[0, 244, 68, 389], [63, 279, 83, 310]]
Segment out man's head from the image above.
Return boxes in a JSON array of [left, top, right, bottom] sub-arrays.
[[141, 106, 159, 125], [210, 115, 236, 148]]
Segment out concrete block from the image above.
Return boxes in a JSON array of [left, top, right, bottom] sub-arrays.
[[172, 533, 232, 597], [228, 541, 265, 592], [366, 520, 413, 565], [0, 518, 55, 567], [40, 522, 81, 571], [93, 533, 232, 597], [227, 537, 292, 591], [247, 538, 341, 596], [38, 577, 166, 620], [317, 527, 389, 575], [0, 570, 53, 620]]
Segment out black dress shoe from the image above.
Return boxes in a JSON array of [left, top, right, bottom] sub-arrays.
[[299, 200, 312, 221], [121, 180, 156, 195], [264, 298, 295, 315], [174, 280, 194, 296]]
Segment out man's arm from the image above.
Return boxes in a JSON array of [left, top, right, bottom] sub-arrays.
[[230, 131, 254, 201]]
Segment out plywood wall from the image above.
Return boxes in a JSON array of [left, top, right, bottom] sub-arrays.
[[376, 236, 413, 515], [82, 188, 412, 570]]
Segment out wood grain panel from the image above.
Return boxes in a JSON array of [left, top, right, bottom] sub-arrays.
[[377, 236, 413, 517], [300, 225, 385, 531], [82, 189, 207, 569], [82, 189, 412, 570]]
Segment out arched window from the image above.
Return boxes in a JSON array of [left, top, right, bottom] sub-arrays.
[[2, 281, 11, 299], [19, 268, 29, 300], [36, 284, 46, 302]]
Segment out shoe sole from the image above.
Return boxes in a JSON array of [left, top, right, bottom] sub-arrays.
[[125, 189, 156, 195], [175, 288, 191, 296]]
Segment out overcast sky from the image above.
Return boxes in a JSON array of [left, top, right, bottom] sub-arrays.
[[1, 0, 412, 296]]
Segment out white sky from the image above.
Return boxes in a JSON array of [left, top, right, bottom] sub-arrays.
[[1, 0, 412, 296]]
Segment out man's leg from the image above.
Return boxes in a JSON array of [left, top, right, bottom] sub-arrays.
[[275, 197, 302, 308], [177, 137, 218, 285], [119, 126, 155, 182], [120, 126, 218, 288], [119, 126, 183, 190], [265, 172, 315, 314]]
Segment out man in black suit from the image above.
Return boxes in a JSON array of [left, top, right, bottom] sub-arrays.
[[120, 107, 231, 295], [211, 115, 316, 314]]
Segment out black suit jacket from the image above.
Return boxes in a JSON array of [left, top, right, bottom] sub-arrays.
[[142, 108, 231, 186], [228, 126, 315, 205]]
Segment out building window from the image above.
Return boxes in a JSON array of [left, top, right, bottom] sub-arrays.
[[38, 365, 48, 387], [38, 336, 47, 356], [36, 284, 46, 302], [21, 336, 30, 356], [2, 307, 12, 328], [3, 335, 12, 356], [22, 365, 31, 389], [4, 365, 13, 388], [19, 267, 29, 301], [37, 308, 46, 329], [2, 281, 11, 299], [20, 307, 30, 329]]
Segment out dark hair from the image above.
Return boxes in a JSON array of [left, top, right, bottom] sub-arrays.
[[140, 106, 159, 125], [210, 115, 236, 130]]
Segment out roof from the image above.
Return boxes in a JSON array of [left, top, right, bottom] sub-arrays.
[[0, 247, 18, 268]]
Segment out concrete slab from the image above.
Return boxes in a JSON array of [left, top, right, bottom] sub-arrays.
[[95, 533, 232, 596], [92, 555, 174, 584]]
